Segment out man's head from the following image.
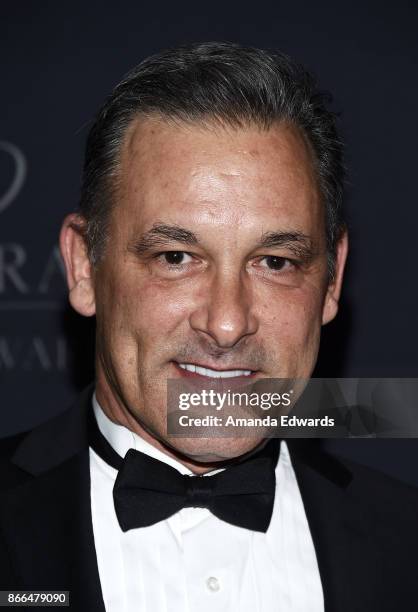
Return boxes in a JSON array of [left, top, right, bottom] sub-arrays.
[[60, 42, 348, 467]]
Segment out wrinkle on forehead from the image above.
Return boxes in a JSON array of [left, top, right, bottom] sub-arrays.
[[116, 115, 323, 242]]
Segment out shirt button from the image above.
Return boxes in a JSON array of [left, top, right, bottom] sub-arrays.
[[206, 576, 220, 592]]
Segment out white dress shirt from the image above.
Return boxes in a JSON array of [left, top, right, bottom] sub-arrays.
[[90, 394, 324, 612]]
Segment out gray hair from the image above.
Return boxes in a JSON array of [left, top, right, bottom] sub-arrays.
[[78, 41, 346, 278]]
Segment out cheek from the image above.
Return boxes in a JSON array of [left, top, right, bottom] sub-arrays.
[[132, 278, 193, 335], [260, 284, 324, 350], [99, 271, 194, 350]]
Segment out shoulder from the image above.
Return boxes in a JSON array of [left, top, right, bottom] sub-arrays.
[[0, 431, 31, 490], [0, 432, 26, 458], [339, 453, 418, 516], [0, 384, 95, 491], [288, 439, 418, 520], [310, 447, 418, 542]]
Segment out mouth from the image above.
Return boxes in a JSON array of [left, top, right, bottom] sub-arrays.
[[172, 361, 257, 380]]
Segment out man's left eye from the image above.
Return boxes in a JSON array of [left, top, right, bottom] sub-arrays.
[[161, 251, 193, 265], [259, 256, 292, 271]]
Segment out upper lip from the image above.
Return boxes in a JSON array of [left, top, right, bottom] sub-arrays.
[[173, 360, 256, 372]]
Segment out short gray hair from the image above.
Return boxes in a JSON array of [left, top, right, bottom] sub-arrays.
[[78, 41, 346, 278]]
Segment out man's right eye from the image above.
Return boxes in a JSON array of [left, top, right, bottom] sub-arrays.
[[159, 251, 193, 266]]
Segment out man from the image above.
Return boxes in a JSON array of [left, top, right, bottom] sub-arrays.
[[1, 42, 418, 611]]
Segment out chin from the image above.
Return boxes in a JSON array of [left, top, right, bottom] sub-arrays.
[[165, 436, 267, 465]]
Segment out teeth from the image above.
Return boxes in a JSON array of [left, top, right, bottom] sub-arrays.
[[178, 363, 252, 378]]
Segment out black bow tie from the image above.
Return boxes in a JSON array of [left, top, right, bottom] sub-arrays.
[[89, 408, 280, 533]]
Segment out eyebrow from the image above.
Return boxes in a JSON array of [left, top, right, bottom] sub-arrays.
[[256, 231, 315, 261], [128, 223, 315, 261], [128, 223, 198, 255]]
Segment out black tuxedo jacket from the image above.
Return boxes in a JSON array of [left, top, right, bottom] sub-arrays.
[[1, 385, 418, 611]]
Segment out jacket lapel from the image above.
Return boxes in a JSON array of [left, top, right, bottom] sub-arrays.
[[288, 441, 378, 612], [1, 385, 105, 612]]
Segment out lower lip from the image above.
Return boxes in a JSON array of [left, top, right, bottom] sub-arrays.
[[171, 361, 257, 381]]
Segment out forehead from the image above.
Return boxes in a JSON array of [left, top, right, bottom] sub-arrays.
[[116, 116, 322, 235]]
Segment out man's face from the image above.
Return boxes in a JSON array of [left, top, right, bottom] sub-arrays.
[[76, 118, 346, 462]]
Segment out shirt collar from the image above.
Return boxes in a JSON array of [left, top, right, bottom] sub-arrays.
[[92, 391, 290, 478], [92, 392, 195, 476]]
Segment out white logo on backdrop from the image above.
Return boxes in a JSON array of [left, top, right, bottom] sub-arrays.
[[0, 141, 65, 306], [0, 141, 27, 214], [0, 142, 70, 374]]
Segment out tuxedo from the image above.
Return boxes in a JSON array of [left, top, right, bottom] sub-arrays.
[[1, 384, 418, 611]]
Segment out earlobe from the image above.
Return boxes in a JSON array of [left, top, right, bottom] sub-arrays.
[[59, 213, 96, 317], [322, 231, 348, 326], [322, 294, 339, 326]]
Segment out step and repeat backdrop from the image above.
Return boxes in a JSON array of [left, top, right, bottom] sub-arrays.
[[1, 2, 417, 481]]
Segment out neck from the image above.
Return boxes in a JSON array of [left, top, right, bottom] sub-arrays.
[[95, 375, 249, 475]]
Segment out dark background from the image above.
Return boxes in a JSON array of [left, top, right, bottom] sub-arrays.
[[1, 2, 417, 482]]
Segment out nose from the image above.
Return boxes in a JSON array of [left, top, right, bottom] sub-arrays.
[[189, 270, 258, 349]]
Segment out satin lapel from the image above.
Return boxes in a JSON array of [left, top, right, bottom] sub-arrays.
[[0, 385, 105, 612], [287, 441, 378, 612]]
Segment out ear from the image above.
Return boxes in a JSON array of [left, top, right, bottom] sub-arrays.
[[59, 213, 96, 317], [322, 230, 348, 325]]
